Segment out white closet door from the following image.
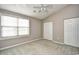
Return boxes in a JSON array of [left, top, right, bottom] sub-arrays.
[[43, 22, 53, 40], [64, 18, 79, 47]]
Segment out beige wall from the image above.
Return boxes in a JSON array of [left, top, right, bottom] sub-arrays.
[[0, 9, 42, 48], [43, 5, 79, 43], [1, 4, 79, 49]]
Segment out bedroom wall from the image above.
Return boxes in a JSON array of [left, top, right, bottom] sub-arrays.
[[0, 9, 42, 49], [43, 4, 79, 43]]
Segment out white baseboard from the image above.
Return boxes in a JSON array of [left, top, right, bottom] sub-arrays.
[[0, 38, 40, 51], [42, 38, 79, 48], [42, 38, 64, 44], [52, 40, 64, 45]]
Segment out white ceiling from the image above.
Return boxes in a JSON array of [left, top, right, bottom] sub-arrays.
[[0, 4, 68, 20]]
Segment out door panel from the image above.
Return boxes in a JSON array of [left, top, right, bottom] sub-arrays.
[[43, 22, 53, 40]]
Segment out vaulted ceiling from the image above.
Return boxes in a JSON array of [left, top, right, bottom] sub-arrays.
[[0, 4, 68, 20]]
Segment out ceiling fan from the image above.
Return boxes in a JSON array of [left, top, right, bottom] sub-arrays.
[[33, 4, 53, 8], [33, 4, 53, 13]]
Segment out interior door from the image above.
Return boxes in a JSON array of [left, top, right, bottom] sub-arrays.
[[43, 22, 53, 40], [64, 18, 79, 47]]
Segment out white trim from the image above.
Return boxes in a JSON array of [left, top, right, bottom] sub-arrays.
[[53, 40, 79, 48], [0, 16, 30, 40], [42, 38, 64, 44], [52, 40, 64, 45], [0, 38, 40, 51], [0, 35, 29, 40], [43, 38, 79, 48]]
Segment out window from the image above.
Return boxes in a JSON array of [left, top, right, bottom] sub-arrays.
[[0, 16, 30, 37], [18, 18, 29, 35]]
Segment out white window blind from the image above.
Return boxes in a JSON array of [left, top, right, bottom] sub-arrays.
[[18, 18, 29, 27], [18, 28, 29, 35], [1, 16, 17, 26], [0, 16, 30, 37], [2, 27, 17, 37]]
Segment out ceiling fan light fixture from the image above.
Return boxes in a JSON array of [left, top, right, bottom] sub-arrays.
[[33, 4, 53, 15]]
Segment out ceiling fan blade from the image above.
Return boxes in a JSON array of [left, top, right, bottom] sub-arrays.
[[33, 4, 53, 9], [33, 6, 42, 8]]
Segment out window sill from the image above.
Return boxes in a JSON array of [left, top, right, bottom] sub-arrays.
[[0, 35, 29, 40]]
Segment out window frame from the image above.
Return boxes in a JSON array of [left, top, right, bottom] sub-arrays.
[[0, 15, 30, 40]]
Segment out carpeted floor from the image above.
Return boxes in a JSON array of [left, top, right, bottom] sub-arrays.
[[0, 39, 79, 55]]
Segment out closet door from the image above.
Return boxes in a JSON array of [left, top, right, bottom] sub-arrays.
[[64, 18, 79, 47], [43, 22, 53, 40]]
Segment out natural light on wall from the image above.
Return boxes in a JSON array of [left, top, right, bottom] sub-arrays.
[[0, 16, 29, 37]]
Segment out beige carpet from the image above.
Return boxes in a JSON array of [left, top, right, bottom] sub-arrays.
[[0, 39, 79, 55]]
